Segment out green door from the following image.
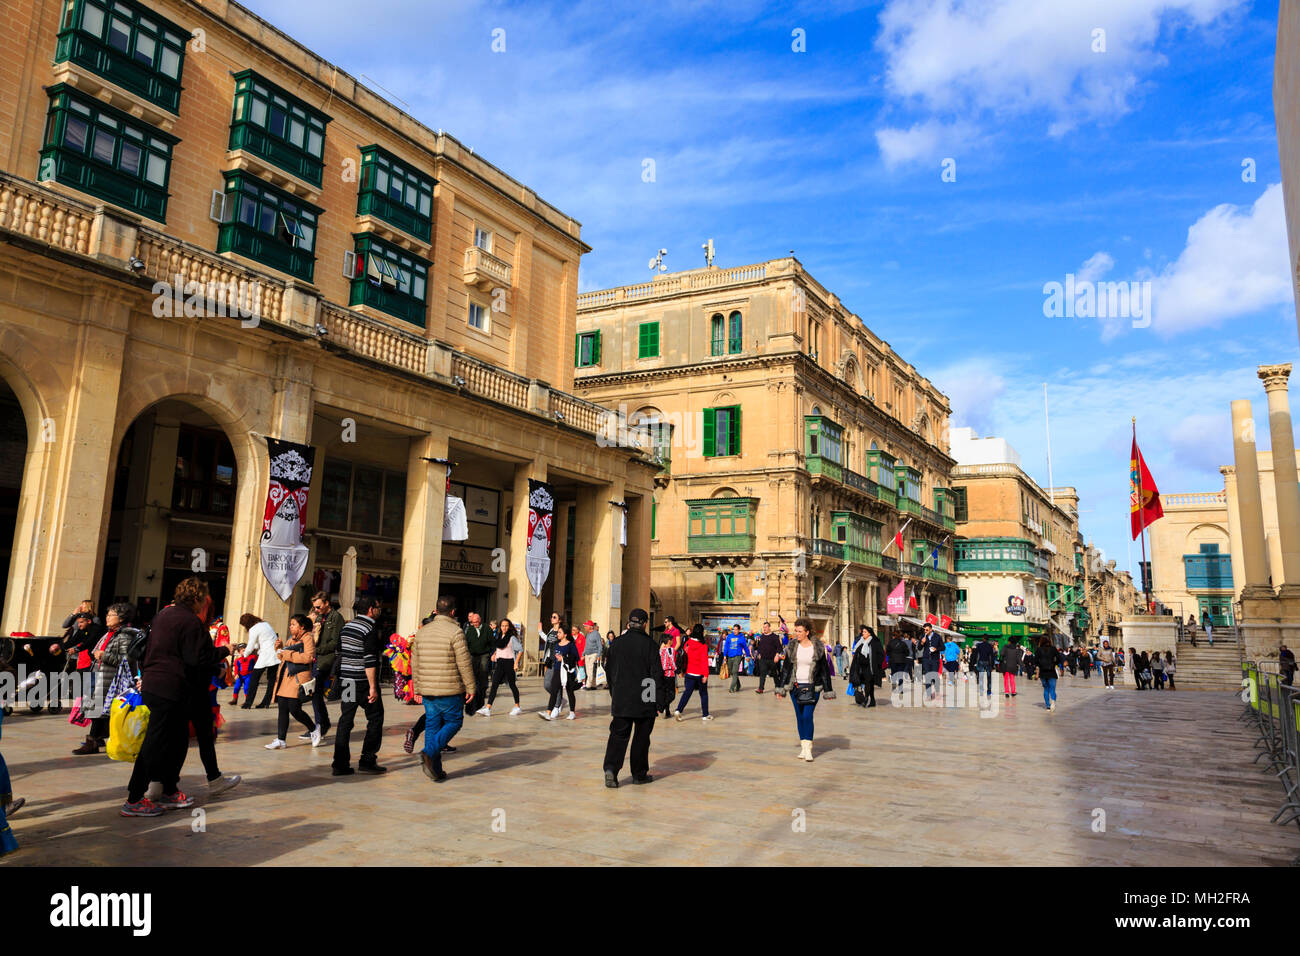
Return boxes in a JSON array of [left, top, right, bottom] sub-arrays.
[[1196, 597, 1234, 626]]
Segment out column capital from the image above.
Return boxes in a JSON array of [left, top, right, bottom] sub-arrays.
[[1258, 363, 1293, 392]]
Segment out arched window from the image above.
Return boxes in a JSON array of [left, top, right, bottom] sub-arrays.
[[710, 313, 725, 355], [811, 405, 822, 416], [727, 311, 742, 353]]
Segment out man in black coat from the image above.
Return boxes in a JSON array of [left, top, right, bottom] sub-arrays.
[[602, 608, 663, 789]]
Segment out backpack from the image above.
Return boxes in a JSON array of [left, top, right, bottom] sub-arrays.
[[127, 625, 150, 663], [675, 641, 689, 674]]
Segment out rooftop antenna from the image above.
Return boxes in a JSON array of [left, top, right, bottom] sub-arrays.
[[702, 239, 715, 268], [648, 249, 667, 274]]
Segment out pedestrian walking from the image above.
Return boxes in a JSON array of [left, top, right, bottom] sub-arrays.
[[1186, 614, 1198, 647], [475, 619, 524, 717], [308, 591, 342, 733], [722, 624, 750, 693], [754, 621, 782, 693], [463, 611, 492, 715], [539, 627, 580, 721], [776, 618, 835, 761], [921, 623, 944, 700], [849, 625, 884, 708], [331, 596, 386, 777], [999, 638, 1023, 697], [0, 707, 21, 856], [239, 613, 280, 709], [1035, 635, 1062, 712], [582, 620, 604, 689], [673, 624, 713, 721], [602, 609, 662, 788], [263, 613, 320, 751], [657, 632, 678, 717], [121, 578, 230, 817], [886, 630, 911, 699], [410, 595, 475, 783], [1164, 651, 1176, 690], [1097, 640, 1116, 689], [1202, 610, 1214, 646], [538, 612, 564, 678], [74, 602, 135, 755], [1151, 651, 1166, 690], [1079, 647, 1092, 680], [971, 633, 997, 697]]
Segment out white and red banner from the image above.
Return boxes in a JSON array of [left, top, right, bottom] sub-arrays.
[[525, 479, 554, 597], [886, 580, 906, 615], [259, 438, 315, 602]]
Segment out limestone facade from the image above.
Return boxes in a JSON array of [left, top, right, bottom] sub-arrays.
[[0, 0, 654, 649], [573, 258, 957, 646], [1275, 0, 1300, 346]]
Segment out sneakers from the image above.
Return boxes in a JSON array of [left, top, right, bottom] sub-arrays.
[[265, 739, 286, 750], [1049, 701, 1057, 712], [566, 712, 576, 720], [673, 712, 683, 721], [311, 727, 322, 748], [298, 731, 314, 741], [5, 797, 24, 816], [508, 706, 523, 716], [538, 710, 553, 721], [551, 707, 562, 720], [403, 726, 417, 753], [208, 775, 241, 797], [420, 753, 447, 783], [701, 714, 714, 721], [120, 797, 164, 817], [154, 790, 194, 810], [475, 706, 491, 717]]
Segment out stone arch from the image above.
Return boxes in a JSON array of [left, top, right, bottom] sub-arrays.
[[1183, 523, 1230, 551], [839, 351, 862, 392], [711, 486, 741, 499], [711, 391, 738, 407]]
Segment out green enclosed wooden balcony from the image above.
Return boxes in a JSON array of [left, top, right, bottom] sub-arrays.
[[687, 497, 757, 554]]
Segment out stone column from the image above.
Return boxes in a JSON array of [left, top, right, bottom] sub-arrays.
[[1259, 364, 1300, 587], [506, 460, 547, 673], [551, 502, 571, 622], [112, 411, 179, 608], [621, 493, 651, 619], [570, 480, 621, 633], [1231, 400, 1272, 591], [396, 433, 449, 635]]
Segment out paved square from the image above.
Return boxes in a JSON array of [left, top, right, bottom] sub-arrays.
[[1, 673, 1296, 866]]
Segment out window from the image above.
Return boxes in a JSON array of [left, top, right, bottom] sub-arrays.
[[687, 498, 756, 552], [716, 572, 735, 602], [172, 427, 237, 517], [575, 331, 601, 368], [217, 172, 321, 282], [318, 458, 406, 538], [727, 311, 742, 353], [638, 321, 660, 358], [809, 320, 821, 359], [805, 416, 843, 464], [56, 0, 187, 112], [40, 86, 176, 220], [710, 313, 725, 356], [474, 226, 493, 252], [953, 486, 968, 522], [651, 499, 656, 540], [468, 302, 488, 332], [357, 145, 435, 242], [703, 405, 741, 457], [229, 70, 330, 187], [347, 233, 429, 326]]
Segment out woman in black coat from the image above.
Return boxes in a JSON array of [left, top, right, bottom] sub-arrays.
[[849, 625, 885, 708]]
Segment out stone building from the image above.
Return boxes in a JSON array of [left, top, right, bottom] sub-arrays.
[[948, 428, 1085, 646], [573, 257, 957, 644], [0, 0, 654, 644], [1148, 491, 1235, 626], [1275, 0, 1300, 347]]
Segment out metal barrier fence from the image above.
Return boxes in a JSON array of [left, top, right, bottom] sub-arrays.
[[1241, 660, 1300, 838]]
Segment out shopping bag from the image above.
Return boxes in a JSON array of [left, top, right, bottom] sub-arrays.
[[68, 696, 90, 728], [594, 661, 607, 687], [107, 693, 151, 763], [576, 665, 587, 683]]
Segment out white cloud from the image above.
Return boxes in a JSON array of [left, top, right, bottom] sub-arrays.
[[873, 0, 1244, 163], [1147, 182, 1292, 334], [1077, 251, 1115, 284], [875, 119, 972, 169], [930, 358, 1007, 436]]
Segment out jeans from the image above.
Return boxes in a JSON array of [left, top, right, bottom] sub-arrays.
[[757, 658, 777, 690], [422, 695, 464, 762], [486, 659, 519, 706], [1101, 665, 1114, 687], [332, 678, 384, 770], [1002, 672, 1017, 694], [126, 692, 187, 803], [276, 696, 315, 741], [603, 714, 655, 778], [311, 656, 334, 729], [975, 665, 992, 695], [1041, 677, 1057, 708], [727, 656, 745, 692], [676, 675, 709, 716], [792, 686, 819, 740], [890, 663, 910, 691]]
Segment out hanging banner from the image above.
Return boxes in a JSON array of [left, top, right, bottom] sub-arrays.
[[443, 493, 469, 542], [620, 505, 628, 546], [886, 580, 906, 615], [525, 479, 555, 597], [259, 438, 315, 601]]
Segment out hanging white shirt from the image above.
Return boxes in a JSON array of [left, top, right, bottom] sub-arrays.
[[443, 495, 468, 541]]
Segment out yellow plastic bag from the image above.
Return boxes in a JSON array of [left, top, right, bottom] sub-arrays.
[[107, 696, 151, 763]]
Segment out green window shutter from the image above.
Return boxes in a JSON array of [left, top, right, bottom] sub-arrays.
[[592, 331, 601, 365], [711, 315, 723, 356], [651, 500, 656, 539], [574, 333, 580, 366], [727, 405, 741, 456], [703, 407, 716, 457], [729, 311, 742, 352]]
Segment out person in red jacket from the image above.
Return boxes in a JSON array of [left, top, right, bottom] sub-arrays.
[[672, 624, 713, 721]]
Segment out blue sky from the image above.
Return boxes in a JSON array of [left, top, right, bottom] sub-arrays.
[[244, 0, 1299, 575]]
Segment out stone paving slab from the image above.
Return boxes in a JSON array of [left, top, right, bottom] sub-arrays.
[[1, 674, 1297, 866]]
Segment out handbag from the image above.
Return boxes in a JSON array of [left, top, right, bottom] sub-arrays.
[[792, 682, 817, 705], [68, 696, 90, 727]]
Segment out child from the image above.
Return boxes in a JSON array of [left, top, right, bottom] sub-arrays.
[[658, 633, 677, 718], [229, 644, 252, 706]]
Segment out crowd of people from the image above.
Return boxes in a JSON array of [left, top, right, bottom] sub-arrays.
[[5, 578, 1290, 853]]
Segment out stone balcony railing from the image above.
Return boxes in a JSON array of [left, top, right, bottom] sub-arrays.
[[462, 245, 512, 290], [1164, 492, 1226, 508], [577, 262, 771, 310], [0, 172, 650, 456]]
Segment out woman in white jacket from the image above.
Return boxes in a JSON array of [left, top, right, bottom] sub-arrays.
[[239, 613, 281, 709]]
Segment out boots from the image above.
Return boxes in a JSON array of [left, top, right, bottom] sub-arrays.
[[72, 735, 99, 755], [799, 740, 813, 762]]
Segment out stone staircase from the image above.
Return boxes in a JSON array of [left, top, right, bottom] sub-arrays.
[[1167, 631, 1244, 691]]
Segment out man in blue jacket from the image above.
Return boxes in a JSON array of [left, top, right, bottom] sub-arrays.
[[722, 624, 751, 693]]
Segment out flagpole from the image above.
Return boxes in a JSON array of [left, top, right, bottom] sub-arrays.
[[1134, 417, 1151, 614]]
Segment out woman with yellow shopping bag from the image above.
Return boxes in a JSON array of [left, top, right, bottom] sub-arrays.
[[120, 578, 230, 818]]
